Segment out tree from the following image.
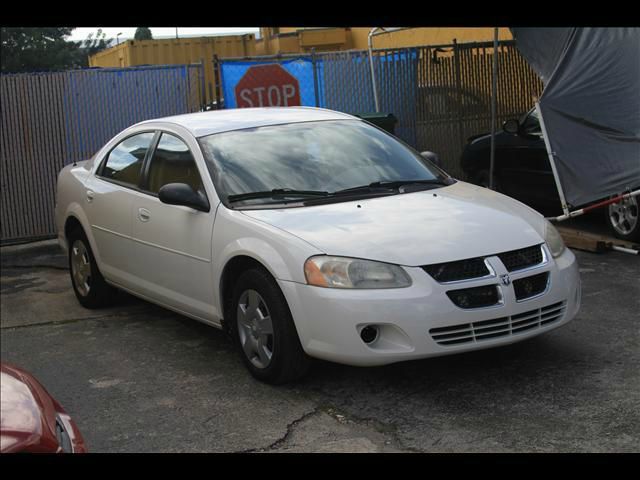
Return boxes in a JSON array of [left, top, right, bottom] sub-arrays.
[[74, 29, 113, 67], [80, 28, 112, 57], [0, 28, 113, 72], [134, 27, 153, 41], [1, 27, 79, 73]]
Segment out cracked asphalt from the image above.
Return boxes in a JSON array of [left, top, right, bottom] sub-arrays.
[[1, 239, 639, 452]]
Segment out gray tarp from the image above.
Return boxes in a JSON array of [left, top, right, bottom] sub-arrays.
[[511, 28, 640, 208]]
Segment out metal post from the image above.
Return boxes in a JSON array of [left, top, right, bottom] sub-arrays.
[[212, 54, 222, 109], [453, 39, 464, 150], [311, 48, 320, 107], [368, 28, 381, 112], [199, 59, 206, 111], [489, 27, 499, 190], [537, 101, 570, 216]]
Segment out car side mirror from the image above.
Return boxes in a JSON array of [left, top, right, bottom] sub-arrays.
[[420, 151, 441, 167], [158, 183, 210, 212], [503, 119, 520, 134]]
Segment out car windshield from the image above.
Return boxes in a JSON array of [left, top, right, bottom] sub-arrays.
[[198, 119, 448, 206]]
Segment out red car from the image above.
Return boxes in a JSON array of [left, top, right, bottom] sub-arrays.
[[1, 363, 87, 453]]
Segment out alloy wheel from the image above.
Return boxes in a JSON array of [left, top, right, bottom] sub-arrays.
[[71, 240, 91, 297], [236, 289, 274, 369], [608, 196, 638, 236]]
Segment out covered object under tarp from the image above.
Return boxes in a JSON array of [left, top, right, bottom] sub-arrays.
[[511, 27, 640, 209]]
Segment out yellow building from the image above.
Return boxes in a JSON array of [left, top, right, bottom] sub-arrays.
[[255, 27, 513, 55], [89, 34, 256, 104]]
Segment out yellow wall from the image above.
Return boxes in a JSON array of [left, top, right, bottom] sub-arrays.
[[255, 27, 512, 55], [89, 35, 256, 104], [89, 29, 514, 103], [350, 27, 512, 50]]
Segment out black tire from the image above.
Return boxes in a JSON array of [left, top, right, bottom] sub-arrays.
[[604, 195, 640, 242], [68, 227, 115, 309], [229, 267, 310, 384]]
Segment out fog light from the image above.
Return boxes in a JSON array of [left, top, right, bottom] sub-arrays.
[[360, 325, 379, 344]]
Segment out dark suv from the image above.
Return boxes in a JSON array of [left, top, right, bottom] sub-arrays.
[[461, 109, 639, 241]]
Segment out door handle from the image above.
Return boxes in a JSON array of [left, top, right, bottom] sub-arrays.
[[86, 190, 94, 203], [138, 208, 151, 222]]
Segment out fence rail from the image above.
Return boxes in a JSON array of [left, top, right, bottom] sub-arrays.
[[1, 64, 204, 244]]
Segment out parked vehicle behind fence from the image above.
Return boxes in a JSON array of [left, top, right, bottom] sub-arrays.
[[55, 107, 581, 384], [460, 108, 640, 241]]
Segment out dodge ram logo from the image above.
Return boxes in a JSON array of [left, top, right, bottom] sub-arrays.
[[500, 274, 511, 286]]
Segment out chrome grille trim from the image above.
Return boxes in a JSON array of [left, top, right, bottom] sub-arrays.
[[429, 301, 567, 346]]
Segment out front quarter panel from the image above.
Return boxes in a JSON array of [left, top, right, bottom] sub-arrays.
[[211, 205, 322, 307]]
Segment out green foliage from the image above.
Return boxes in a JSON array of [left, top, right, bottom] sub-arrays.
[[134, 27, 153, 41], [1, 27, 77, 73], [0, 27, 113, 73], [79, 28, 113, 58]]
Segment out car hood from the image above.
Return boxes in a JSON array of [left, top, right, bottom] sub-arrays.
[[240, 181, 547, 266]]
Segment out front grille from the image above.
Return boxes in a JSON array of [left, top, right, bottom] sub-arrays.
[[423, 244, 544, 284], [513, 272, 549, 300], [498, 244, 543, 272], [422, 257, 489, 282], [446, 285, 500, 309], [429, 301, 566, 346]]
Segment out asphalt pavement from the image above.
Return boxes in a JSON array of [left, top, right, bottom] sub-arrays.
[[1, 239, 638, 452]]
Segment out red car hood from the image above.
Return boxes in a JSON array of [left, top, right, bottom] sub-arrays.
[[1, 363, 86, 453]]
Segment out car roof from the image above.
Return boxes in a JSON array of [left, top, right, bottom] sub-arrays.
[[136, 107, 358, 138]]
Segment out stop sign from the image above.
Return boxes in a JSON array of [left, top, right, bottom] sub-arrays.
[[235, 64, 301, 108]]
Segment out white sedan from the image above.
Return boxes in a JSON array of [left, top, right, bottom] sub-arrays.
[[55, 107, 581, 384]]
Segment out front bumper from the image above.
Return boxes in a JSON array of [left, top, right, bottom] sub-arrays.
[[279, 246, 580, 366]]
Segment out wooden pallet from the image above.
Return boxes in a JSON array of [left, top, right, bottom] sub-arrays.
[[557, 226, 639, 254]]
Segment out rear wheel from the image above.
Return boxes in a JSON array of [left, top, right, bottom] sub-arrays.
[[229, 268, 310, 384], [68, 228, 114, 308], [605, 194, 639, 242]]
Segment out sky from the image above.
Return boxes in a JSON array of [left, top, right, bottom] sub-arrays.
[[68, 27, 259, 42]]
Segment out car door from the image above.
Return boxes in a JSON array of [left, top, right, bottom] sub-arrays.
[[129, 130, 217, 322], [88, 131, 156, 287]]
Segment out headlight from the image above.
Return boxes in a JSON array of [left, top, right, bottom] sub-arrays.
[[544, 220, 566, 258], [304, 256, 412, 289]]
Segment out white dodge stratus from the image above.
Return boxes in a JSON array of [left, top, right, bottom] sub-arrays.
[[56, 107, 581, 384]]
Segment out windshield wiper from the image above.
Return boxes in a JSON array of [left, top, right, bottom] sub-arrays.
[[333, 178, 452, 195], [227, 188, 330, 203]]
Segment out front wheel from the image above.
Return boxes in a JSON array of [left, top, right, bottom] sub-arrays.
[[605, 194, 639, 242], [229, 268, 310, 384]]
